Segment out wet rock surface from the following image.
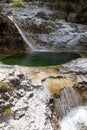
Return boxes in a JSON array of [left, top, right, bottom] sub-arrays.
[[55, 58, 87, 118], [0, 14, 27, 53], [3, 3, 87, 51]]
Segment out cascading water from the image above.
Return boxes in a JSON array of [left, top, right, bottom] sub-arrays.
[[54, 87, 87, 130], [8, 16, 35, 51], [8, 16, 53, 52], [60, 106, 87, 130], [54, 87, 81, 118]]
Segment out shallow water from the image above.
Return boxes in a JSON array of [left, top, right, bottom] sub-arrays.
[[1, 52, 81, 66]]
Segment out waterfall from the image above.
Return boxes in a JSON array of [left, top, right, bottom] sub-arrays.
[[60, 106, 87, 130], [54, 87, 81, 118], [8, 16, 35, 51], [8, 16, 54, 53]]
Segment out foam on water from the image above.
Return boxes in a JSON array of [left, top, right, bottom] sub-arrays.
[[60, 106, 87, 130]]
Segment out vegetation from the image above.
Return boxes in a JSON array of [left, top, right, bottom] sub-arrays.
[[3, 0, 25, 8], [47, 0, 87, 24], [3, 107, 12, 116]]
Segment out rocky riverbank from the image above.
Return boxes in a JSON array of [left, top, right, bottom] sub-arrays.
[[0, 58, 87, 130], [2, 2, 87, 51]]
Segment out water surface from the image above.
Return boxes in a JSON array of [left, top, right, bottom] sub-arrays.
[[2, 52, 81, 66]]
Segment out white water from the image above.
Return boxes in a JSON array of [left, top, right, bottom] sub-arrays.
[[8, 16, 54, 52], [60, 106, 87, 130], [8, 16, 35, 51]]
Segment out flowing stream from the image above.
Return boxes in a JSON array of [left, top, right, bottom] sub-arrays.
[[8, 16, 35, 51], [60, 106, 87, 130]]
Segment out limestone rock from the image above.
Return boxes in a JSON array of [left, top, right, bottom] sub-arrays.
[[60, 58, 87, 74], [0, 65, 56, 130]]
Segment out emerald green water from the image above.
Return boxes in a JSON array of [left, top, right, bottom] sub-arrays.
[[1, 52, 81, 66]]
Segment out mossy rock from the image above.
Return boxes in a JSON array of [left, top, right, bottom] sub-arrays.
[[0, 81, 13, 95]]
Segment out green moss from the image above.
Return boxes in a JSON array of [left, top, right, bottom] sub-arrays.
[[3, 107, 12, 116]]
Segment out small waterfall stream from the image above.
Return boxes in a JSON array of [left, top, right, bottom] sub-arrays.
[[54, 87, 81, 118], [8, 16, 54, 52], [60, 106, 87, 130], [54, 87, 87, 130], [8, 16, 35, 51]]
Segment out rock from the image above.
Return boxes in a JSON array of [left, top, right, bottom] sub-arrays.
[[17, 73, 25, 79], [0, 14, 27, 54], [3, 4, 87, 51], [0, 65, 56, 129], [68, 13, 77, 23], [8, 76, 20, 89], [54, 87, 81, 118], [1, 92, 10, 101], [59, 58, 87, 74]]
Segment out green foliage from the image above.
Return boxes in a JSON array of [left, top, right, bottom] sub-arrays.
[[3, 0, 25, 8], [47, 0, 87, 24]]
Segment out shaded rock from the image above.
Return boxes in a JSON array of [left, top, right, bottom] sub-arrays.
[[0, 14, 27, 54], [68, 13, 77, 23], [1, 92, 10, 101], [8, 76, 20, 88]]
